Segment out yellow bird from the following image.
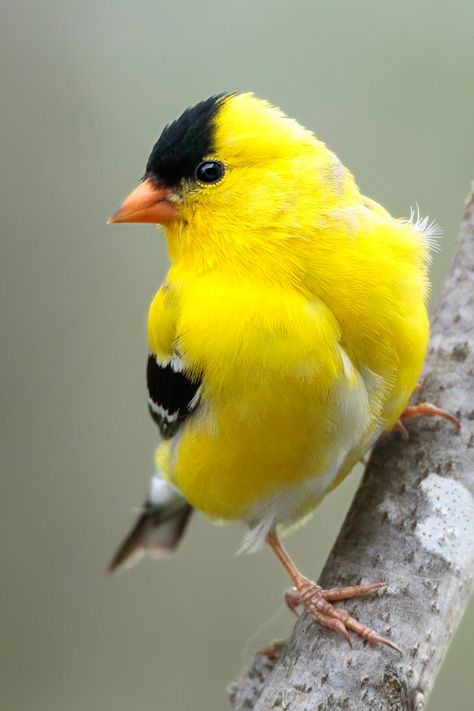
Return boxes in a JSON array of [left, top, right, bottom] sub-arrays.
[[108, 92, 457, 649]]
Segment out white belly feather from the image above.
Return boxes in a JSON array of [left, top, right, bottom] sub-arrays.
[[240, 346, 387, 552]]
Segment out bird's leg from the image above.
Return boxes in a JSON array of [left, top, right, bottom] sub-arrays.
[[266, 530, 400, 652], [400, 402, 460, 429], [392, 390, 460, 440]]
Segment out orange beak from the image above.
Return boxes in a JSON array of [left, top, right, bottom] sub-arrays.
[[108, 178, 179, 224]]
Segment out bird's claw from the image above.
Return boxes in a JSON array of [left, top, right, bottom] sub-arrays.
[[393, 400, 460, 440], [393, 420, 410, 441], [400, 402, 460, 430], [285, 579, 399, 652]]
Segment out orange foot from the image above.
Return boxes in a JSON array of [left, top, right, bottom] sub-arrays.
[[284, 579, 400, 652], [266, 530, 399, 652], [394, 402, 460, 440]]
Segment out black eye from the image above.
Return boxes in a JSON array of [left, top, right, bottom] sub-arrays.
[[195, 160, 225, 184]]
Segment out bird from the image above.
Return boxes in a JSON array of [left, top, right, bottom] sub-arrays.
[[108, 92, 458, 650]]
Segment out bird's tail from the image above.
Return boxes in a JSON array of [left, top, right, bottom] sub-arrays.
[[108, 472, 192, 573]]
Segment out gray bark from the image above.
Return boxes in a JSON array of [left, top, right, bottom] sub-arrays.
[[229, 185, 474, 710]]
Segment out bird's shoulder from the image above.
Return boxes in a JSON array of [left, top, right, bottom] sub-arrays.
[[147, 283, 201, 438], [147, 283, 177, 362], [167, 272, 343, 384]]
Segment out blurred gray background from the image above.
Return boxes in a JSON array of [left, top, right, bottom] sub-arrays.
[[1, 1, 473, 709]]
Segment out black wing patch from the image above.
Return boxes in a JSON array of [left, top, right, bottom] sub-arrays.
[[147, 355, 201, 439]]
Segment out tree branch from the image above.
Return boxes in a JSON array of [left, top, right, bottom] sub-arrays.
[[229, 184, 474, 710]]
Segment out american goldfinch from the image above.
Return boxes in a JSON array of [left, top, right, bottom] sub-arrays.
[[108, 93, 458, 649]]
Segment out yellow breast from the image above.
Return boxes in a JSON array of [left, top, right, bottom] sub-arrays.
[[150, 248, 428, 524]]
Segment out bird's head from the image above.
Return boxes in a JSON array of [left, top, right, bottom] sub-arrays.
[[110, 93, 355, 271]]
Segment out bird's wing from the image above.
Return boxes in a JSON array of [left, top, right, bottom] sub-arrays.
[[146, 285, 202, 438], [147, 353, 201, 438]]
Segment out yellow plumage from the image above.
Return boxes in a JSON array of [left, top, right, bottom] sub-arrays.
[[109, 92, 453, 649], [145, 93, 430, 539]]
